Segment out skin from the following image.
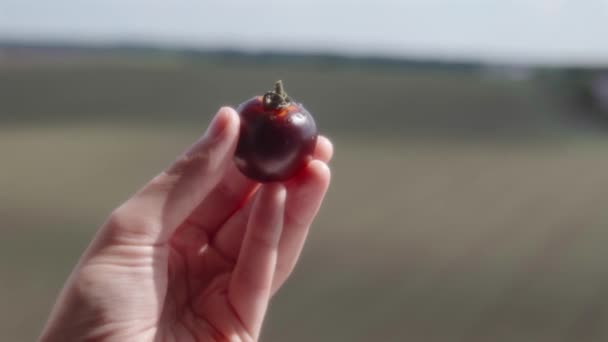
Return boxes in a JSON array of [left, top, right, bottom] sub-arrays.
[[39, 107, 333, 342]]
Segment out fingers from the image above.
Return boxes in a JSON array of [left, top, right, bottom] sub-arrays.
[[106, 107, 240, 245], [271, 160, 331, 294], [228, 183, 286, 339], [185, 161, 258, 235], [186, 135, 333, 238], [211, 160, 330, 299], [210, 137, 333, 261], [314, 135, 334, 163]]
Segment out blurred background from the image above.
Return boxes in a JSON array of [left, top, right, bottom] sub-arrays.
[[2, 1, 608, 341]]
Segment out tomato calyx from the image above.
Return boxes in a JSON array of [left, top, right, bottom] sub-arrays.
[[262, 80, 292, 111]]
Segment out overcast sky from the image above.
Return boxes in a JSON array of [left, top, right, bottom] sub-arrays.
[[1, 0, 607, 64]]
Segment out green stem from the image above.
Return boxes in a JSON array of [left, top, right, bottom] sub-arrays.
[[275, 80, 285, 97], [263, 80, 291, 110]]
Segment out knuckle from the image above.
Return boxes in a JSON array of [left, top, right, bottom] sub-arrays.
[[147, 172, 179, 193], [284, 210, 307, 228], [213, 179, 242, 205], [106, 205, 160, 242], [239, 267, 271, 295], [107, 206, 130, 230], [248, 231, 279, 252], [166, 149, 213, 177]]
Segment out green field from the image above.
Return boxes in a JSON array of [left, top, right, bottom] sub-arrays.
[[2, 58, 608, 341]]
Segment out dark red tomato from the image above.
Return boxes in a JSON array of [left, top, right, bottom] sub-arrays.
[[234, 81, 318, 182]]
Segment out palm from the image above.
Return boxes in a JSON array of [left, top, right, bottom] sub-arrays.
[[161, 225, 251, 341], [75, 230, 247, 341], [71, 231, 246, 341]]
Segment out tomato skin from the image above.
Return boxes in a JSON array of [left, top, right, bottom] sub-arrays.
[[234, 96, 318, 183]]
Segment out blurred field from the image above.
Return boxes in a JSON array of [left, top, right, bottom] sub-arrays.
[[2, 58, 608, 341]]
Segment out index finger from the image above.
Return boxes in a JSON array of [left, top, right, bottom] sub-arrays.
[[105, 107, 240, 246]]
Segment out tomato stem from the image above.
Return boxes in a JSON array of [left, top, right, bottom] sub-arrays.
[[263, 80, 291, 110], [275, 80, 285, 97]]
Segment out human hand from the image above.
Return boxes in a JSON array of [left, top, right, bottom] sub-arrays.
[[39, 107, 332, 341]]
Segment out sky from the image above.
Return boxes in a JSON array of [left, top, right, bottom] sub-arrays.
[[1, 0, 608, 65]]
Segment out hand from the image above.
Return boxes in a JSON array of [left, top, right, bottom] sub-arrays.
[[40, 107, 332, 341]]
